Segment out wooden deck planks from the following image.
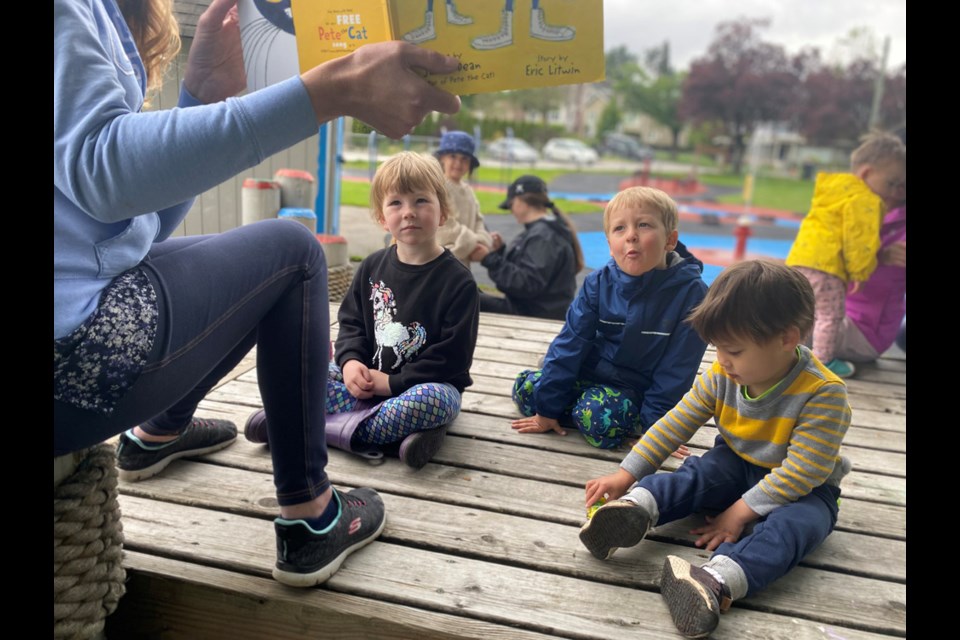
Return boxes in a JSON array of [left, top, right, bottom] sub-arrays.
[[112, 310, 907, 638]]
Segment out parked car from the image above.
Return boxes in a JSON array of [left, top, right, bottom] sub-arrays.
[[542, 138, 599, 165], [484, 138, 540, 165], [596, 132, 655, 161]]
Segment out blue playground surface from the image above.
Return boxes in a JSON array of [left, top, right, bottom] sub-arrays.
[[578, 232, 794, 286]]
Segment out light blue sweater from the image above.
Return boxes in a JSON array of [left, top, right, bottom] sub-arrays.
[[54, 0, 318, 338]]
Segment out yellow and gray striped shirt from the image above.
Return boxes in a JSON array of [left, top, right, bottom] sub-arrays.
[[620, 346, 851, 516]]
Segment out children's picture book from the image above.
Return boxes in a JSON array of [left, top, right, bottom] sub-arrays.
[[237, 0, 300, 91], [239, 1, 604, 95]]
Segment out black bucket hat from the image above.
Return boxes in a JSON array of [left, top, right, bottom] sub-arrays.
[[499, 175, 551, 209]]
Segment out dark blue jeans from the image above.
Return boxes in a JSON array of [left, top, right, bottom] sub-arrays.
[[638, 436, 840, 597], [53, 220, 330, 506]]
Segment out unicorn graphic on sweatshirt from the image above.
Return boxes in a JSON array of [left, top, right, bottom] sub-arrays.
[[369, 279, 427, 371]]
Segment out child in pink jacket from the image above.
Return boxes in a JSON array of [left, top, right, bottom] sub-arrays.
[[835, 204, 906, 362]]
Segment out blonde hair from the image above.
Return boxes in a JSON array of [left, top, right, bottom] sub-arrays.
[[604, 187, 679, 235], [117, 0, 181, 98], [850, 131, 906, 171], [369, 152, 451, 225]]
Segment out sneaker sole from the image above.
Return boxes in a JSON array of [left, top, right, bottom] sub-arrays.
[[578, 501, 650, 560], [272, 514, 387, 588], [117, 437, 236, 482], [660, 555, 720, 639]]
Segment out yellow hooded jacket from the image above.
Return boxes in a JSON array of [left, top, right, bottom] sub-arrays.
[[785, 173, 885, 283]]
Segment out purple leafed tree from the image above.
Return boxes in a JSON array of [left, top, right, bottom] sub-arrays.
[[680, 19, 800, 174], [793, 54, 906, 147]]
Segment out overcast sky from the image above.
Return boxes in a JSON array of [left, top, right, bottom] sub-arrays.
[[602, 0, 906, 71]]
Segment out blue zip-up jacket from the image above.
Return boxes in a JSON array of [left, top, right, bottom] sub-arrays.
[[54, 0, 318, 338], [534, 252, 708, 432]]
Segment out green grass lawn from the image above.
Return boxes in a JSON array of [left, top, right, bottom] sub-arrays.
[[341, 173, 604, 216], [342, 162, 813, 215], [700, 174, 815, 213]]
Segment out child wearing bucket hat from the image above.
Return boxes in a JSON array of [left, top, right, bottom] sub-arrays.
[[435, 131, 493, 268]]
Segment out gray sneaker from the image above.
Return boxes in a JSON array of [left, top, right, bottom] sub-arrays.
[[398, 425, 449, 470], [578, 498, 652, 560], [273, 487, 386, 587], [116, 418, 237, 481], [660, 555, 732, 638]]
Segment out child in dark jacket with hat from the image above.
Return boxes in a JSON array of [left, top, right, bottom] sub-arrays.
[[474, 174, 584, 320]]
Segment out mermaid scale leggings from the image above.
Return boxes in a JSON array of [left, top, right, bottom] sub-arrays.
[[327, 363, 461, 445], [512, 368, 640, 449]]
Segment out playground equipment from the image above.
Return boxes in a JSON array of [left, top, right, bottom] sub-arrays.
[[733, 216, 752, 261]]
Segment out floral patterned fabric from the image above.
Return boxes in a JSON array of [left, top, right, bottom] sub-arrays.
[[54, 268, 158, 415]]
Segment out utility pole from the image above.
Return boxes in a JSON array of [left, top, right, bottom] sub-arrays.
[[868, 36, 891, 131]]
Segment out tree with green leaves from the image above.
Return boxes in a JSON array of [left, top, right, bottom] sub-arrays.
[[608, 41, 686, 158], [596, 100, 621, 140], [605, 45, 638, 84]]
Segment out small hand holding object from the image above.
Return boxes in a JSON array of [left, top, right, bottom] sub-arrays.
[[584, 468, 636, 508], [511, 414, 566, 436], [490, 232, 505, 252], [690, 498, 759, 552], [342, 360, 375, 399]]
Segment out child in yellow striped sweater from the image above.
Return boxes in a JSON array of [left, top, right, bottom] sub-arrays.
[[580, 259, 852, 639]]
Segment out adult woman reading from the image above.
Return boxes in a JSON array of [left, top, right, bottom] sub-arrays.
[[54, 0, 460, 586]]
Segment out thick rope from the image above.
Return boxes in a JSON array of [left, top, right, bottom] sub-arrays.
[[54, 444, 126, 640]]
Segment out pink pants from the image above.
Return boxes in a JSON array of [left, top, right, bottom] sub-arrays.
[[793, 267, 846, 363]]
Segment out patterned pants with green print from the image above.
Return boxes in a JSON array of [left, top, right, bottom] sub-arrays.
[[512, 369, 640, 449]]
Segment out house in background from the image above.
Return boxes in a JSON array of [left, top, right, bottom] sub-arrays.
[[557, 83, 690, 148]]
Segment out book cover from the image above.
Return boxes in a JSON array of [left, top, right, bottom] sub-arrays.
[[288, 0, 604, 95], [238, 0, 300, 91], [289, 0, 395, 74], [240, 1, 604, 95], [391, 0, 604, 95]]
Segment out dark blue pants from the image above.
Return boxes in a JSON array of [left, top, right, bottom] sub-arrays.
[[53, 220, 330, 506], [638, 436, 840, 597]]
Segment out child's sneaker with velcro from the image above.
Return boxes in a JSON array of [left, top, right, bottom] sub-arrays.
[[660, 555, 732, 638], [578, 498, 652, 560]]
